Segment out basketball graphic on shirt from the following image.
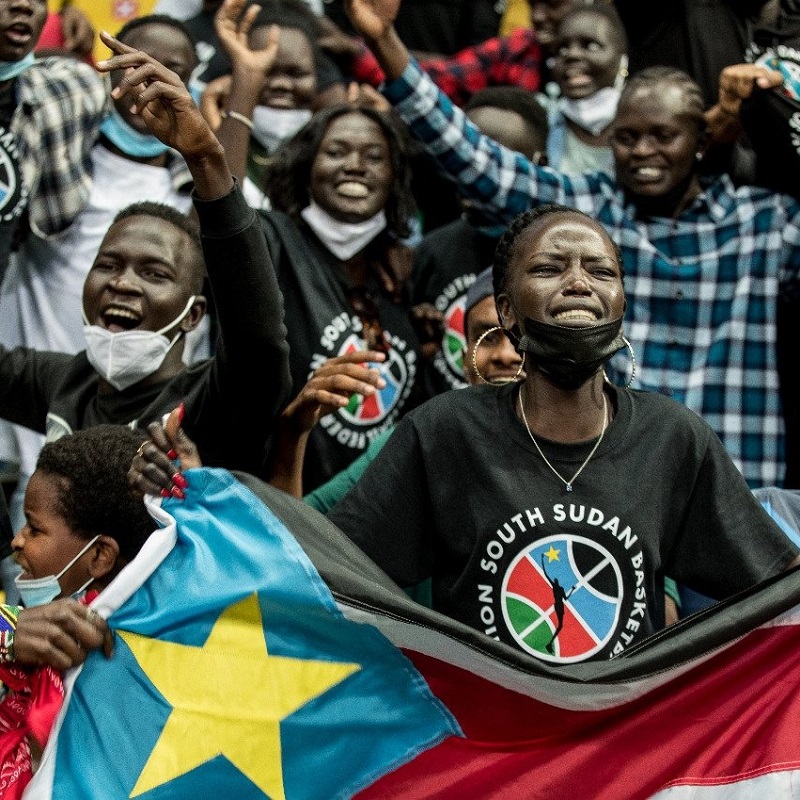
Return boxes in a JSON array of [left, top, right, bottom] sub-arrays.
[[337, 334, 408, 425], [441, 297, 467, 379], [501, 536, 623, 663], [0, 126, 26, 223]]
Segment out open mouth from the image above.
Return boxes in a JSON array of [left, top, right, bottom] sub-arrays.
[[630, 166, 664, 183], [4, 23, 32, 45], [265, 94, 296, 109], [102, 305, 141, 332]]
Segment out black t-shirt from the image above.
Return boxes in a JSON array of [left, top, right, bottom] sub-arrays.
[[412, 216, 499, 396], [616, 0, 766, 106], [0, 79, 28, 285], [328, 382, 798, 663], [260, 211, 422, 491]]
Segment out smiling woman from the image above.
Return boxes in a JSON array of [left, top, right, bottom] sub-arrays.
[[547, 4, 629, 175], [257, 103, 422, 492]]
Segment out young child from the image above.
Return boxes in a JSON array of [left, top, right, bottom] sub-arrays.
[[0, 425, 156, 799]]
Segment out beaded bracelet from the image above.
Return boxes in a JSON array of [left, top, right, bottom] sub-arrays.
[[0, 604, 22, 663], [225, 110, 254, 131]]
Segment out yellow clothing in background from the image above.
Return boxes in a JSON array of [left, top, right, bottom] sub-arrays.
[[48, 0, 160, 62], [499, 0, 532, 34]]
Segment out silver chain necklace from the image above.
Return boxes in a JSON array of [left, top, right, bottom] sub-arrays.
[[518, 388, 608, 493]]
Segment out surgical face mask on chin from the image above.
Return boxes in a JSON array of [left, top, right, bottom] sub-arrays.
[[517, 316, 626, 390], [15, 535, 100, 608], [251, 105, 313, 154], [99, 107, 171, 159], [558, 86, 622, 137], [83, 296, 197, 391]]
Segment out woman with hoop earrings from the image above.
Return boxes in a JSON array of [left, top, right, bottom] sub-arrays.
[[326, 204, 800, 664]]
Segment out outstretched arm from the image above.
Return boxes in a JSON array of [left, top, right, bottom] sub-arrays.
[[344, 0, 549, 223], [96, 30, 233, 201], [344, 0, 410, 81], [540, 553, 552, 585], [211, 0, 280, 186]]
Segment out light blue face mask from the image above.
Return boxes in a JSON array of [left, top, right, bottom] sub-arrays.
[[0, 52, 35, 82], [99, 107, 170, 158], [14, 535, 100, 608]]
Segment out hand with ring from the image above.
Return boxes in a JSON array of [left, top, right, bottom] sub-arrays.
[[13, 599, 114, 669], [128, 404, 203, 500]]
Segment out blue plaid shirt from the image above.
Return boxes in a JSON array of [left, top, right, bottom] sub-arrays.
[[384, 58, 800, 489]]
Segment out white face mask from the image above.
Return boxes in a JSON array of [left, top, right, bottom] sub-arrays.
[[15, 535, 100, 608], [251, 105, 313, 154], [558, 86, 622, 137], [83, 296, 197, 391], [300, 200, 387, 261]]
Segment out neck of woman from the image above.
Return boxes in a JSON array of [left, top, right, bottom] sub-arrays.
[[518, 371, 610, 443]]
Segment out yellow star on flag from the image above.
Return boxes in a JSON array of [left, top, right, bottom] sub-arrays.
[[544, 546, 561, 562], [120, 592, 361, 799]]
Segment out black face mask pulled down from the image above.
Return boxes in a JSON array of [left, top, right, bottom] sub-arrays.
[[517, 316, 626, 390]]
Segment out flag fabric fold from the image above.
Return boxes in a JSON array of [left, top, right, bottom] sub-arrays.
[[23, 468, 800, 800]]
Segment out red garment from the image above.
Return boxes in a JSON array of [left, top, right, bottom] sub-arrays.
[[0, 590, 100, 799], [349, 28, 542, 107], [35, 12, 95, 66], [35, 13, 66, 53]]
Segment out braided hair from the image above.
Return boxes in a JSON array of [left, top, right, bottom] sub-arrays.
[[492, 204, 624, 302], [620, 66, 707, 132]]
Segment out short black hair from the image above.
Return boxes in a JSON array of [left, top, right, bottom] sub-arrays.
[[111, 202, 205, 293], [115, 13, 197, 51], [36, 426, 155, 564], [263, 104, 417, 240], [251, 0, 323, 66], [620, 66, 707, 128], [464, 86, 549, 139]]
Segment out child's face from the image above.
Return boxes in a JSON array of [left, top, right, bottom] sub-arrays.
[[12, 470, 95, 598]]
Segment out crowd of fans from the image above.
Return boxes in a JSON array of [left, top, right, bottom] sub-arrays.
[[0, 0, 799, 787]]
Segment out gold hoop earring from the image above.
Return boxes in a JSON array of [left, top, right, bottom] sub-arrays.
[[604, 336, 637, 389], [471, 326, 526, 385]]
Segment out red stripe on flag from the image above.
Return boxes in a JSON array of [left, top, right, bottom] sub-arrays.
[[358, 624, 800, 799]]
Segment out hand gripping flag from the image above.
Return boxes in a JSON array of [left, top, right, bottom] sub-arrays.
[[24, 468, 459, 800], [24, 468, 800, 800]]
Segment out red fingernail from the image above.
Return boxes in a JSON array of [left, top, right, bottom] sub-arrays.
[[171, 486, 185, 500], [177, 402, 185, 425], [167, 449, 178, 460], [160, 488, 171, 498], [172, 473, 188, 489]]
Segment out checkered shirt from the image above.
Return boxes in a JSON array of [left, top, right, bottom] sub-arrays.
[[13, 56, 109, 238], [384, 59, 800, 488], [350, 28, 542, 106]]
